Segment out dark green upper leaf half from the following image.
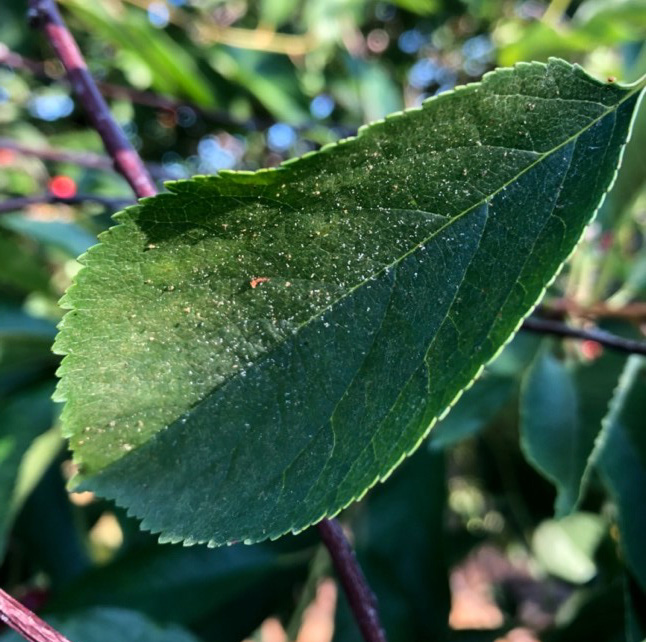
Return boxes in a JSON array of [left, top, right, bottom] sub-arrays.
[[54, 59, 646, 546]]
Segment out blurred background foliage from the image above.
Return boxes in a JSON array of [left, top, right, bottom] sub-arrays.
[[1, 0, 646, 641]]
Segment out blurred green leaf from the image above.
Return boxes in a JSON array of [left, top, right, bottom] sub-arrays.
[[430, 373, 514, 450], [63, 0, 216, 107], [0, 607, 202, 642], [259, 0, 300, 28], [0, 231, 52, 295], [390, 0, 440, 15], [521, 352, 584, 516], [545, 582, 626, 642], [1, 215, 97, 258], [532, 512, 606, 584], [13, 456, 90, 588], [574, 0, 646, 43], [520, 348, 625, 516], [208, 48, 310, 124], [302, 0, 366, 50], [601, 92, 646, 226], [625, 571, 646, 642], [497, 0, 646, 68], [496, 21, 594, 68], [50, 540, 310, 625], [354, 60, 404, 123], [597, 355, 646, 593], [0, 382, 59, 560], [0, 305, 58, 396]]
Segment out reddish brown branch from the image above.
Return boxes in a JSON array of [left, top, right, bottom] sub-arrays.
[[317, 519, 387, 642], [27, 0, 156, 198], [0, 589, 72, 642]]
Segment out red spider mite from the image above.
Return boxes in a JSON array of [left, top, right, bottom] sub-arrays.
[[250, 277, 270, 289]]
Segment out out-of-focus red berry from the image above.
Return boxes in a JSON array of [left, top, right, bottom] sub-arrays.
[[600, 231, 614, 251], [0, 148, 15, 165], [49, 175, 77, 199], [581, 339, 603, 360]]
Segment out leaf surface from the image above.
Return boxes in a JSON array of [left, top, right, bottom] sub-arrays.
[[55, 59, 645, 546]]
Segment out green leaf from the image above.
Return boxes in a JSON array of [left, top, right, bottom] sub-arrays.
[[0, 383, 59, 560], [208, 48, 310, 125], [259, 0, 300, 28], [354, 60, 404, 123], [0, 608, 201, 642], [50, 541, 310, 625], [0, 306, 58, 395], [0, 215, 97, 258], [497, 1, 646, 67], [0, 231, 52, 295], [429, 331, 538, 450], [575, 0, 646, 44], [532, 512, 606, 584], [520, 348, 625, 516], [389, 0, 439, 15], [429, 373, 514, 450], [545, 582, 627, 642], [625, 571, 646, 642], [13, 456, 90, 586], [63, 0, 216, 108], [596, 355, 646, 592], [55, 59, 646, 546]]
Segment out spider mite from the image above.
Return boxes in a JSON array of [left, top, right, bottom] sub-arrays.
[[250, 277, 270, 289]]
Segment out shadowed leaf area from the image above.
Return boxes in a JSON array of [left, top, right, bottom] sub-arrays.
[[54, 59, 644, 546]]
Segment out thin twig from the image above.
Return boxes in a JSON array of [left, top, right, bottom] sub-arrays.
[[0, 44, 51, 76], [522, 316, 646, 356], [0, 137, 113, 171], [0, 138, 169, 180], [0, 589, 72, 642], [95, 83, 268, 130], [0, 193, 133, 214], [317, 519, 387, 642], [27, 0, 156, 198]]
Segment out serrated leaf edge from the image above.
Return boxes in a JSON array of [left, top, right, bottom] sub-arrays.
[[53, 60, 645, 547]]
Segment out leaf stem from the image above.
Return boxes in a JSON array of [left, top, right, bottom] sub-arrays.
[[317, 519, 387, 642], [0, 589, 72, 642], [27, 0, 157, 199], [522, 316, 646, 356]]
